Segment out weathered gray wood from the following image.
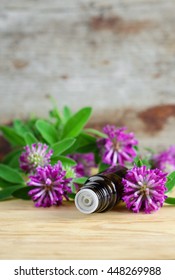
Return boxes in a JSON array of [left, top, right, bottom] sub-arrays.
[[0, 0, 175, 147]]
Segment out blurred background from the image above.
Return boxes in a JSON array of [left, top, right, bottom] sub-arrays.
[[0, 0, 175, 149]]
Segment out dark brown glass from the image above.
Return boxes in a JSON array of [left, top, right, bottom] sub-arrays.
[[75, 165, 127, 213]]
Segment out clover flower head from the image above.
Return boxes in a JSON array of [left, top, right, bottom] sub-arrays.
[[97, 125, 138, 166], [68, 153, 97, 177], [28, 162, 72, 207], [152, 145, 175, 173], [19, 143, 53, 173], [122, 165, 167, 214]]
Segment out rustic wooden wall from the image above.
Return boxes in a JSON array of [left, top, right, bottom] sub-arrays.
[[0, 0, 175, 148]]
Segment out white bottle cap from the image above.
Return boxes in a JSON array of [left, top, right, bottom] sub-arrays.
[[75, 189, 99, 214]]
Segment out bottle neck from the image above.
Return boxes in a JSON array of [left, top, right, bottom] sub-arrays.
[[82, 175, 117, 212], [75, 165, 127, 214]]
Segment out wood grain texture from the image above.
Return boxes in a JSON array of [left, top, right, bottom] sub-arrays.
[[0, 199, 175, 260], [0, 0, 175, 123]]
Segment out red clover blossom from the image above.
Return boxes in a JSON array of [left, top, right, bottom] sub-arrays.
[[98, 125, 138, 166], [152, 145, 175, 173], [28, 162, 72, 207], [122, 165, 167, 214], [19, 143, 53, 173], [68, 153, 97, 177]]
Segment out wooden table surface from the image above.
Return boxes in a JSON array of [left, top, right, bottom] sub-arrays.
[[0, 198, 175, 260]]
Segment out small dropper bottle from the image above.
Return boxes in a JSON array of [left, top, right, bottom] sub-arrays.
[[75, 165, 127, 214]]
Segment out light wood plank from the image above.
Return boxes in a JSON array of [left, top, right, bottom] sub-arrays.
[[0, 199, 175, 259], [0, 1, 175, 122]]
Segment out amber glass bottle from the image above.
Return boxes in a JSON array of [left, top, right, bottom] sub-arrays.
[[75, 165, 127, 214]]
